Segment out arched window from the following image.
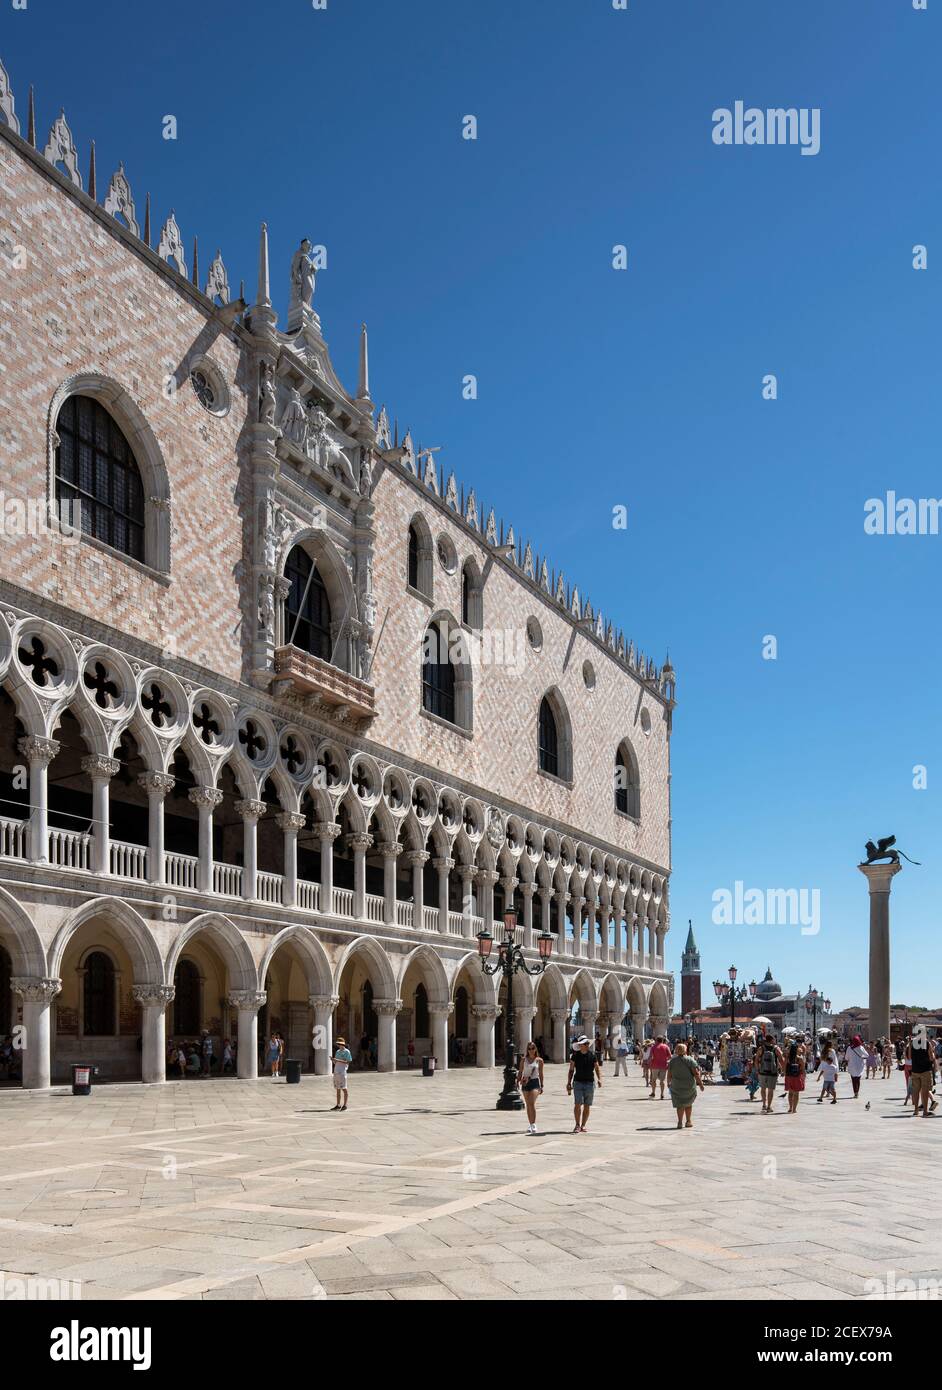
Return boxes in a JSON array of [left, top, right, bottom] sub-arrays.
[[422, 621, 456, 724], [83, 951, 115, 1036], [461, 566, 470, 624], [284, 545, 332, 663], [173, 959, 201, 1035], [538, 696, 559, 776], [414, 983, 430, 1037], [406, 515, 433, 598], [408, 525, 419, 589], [461, 560, 483, 629], [615, 742, 641, 818], [454, 986, 469, 1036], [55, 395, 145, 561]]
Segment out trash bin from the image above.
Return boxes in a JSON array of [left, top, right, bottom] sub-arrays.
[[284, 1059, 302, 1085], [71, 1064, 92, 1096], [421, 1055, 436, 1077]]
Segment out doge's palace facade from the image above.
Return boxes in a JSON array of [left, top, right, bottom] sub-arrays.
[[0, 58, 675, 1088]]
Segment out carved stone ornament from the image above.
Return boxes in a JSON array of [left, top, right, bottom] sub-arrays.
[[157, 211, 187, 274], [228, 990, 267, 1012], [43, 110, 82, 189], [0, 60, 20, 135], [132, 984, 175, 1008], [375, 405, 391, 450], [204, 250, 230, 305], [485, 808, 504, 850], [279, 388, 308, 449], [102, 164, 139, 237], [11, 977, 62, 1004]]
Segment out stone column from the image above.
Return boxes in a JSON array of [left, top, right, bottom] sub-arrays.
[[18, 736, 59, 865], [499, 877, 518, 935], [540, 890, 552, 937], [550, 1007, 569, 1062], [235, 798, 266, 901], [471, 1004, 498, 1068], [277, 812, 306, 908], [478, 869, 499, 933], [432, 857, 454, 933], [611, 895, 624, 965], [310, 993, 339, 1075], [555, 889, 569, 949], [583, 1009, 598, 1047], [314, 822, 340, 912], [515, 1005, 536, 1052], [347, 833, 372, 920], [81, 755, 121, 875], [228, 990, 266, 1078], [459, 865, 476, 938], [631, 1007, 646, 1044], [375, 999, 401, 1072], [858, 859, 901, 1043], [139, 771, 174, 886], [582, 882, 597, 961], [11, 977, 61, 1089], [570, 895, 585, 959], [189, 787, 223, 894], [405, 850, 429, 927], [379, 842, 402, 926], [520, 882, 535, 950], [133, 985, 175, 1084], [655, 926, 666, 970], [429, 1002, 453, 1070], [647, 916, 656, 970], [598, 903, 612, 964]]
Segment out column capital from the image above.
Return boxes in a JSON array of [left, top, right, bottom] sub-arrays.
[[138, 770, 175, 799], [17, 735, 60, 765], [519, 882, 535, 898], [550, 1008, 569, 1022], [132, 984, 175, 1008], [373, 998, 402, 1016], [277, 812, 307, 833], [471, 1004, 499, 1021], [228, 989, 267, 1012], [347, 832, 373, 852], [309, 993, 340, 1011], [11, 976, 61, 1004], [432, 856, 455, 872], [405, 850, 430, 868], [313, 821, 342, 841], [514, 1005, 537, 1020], [499, 876, 518, 895], [235, 798, 267, 822], [189, 786, 224, 811], [378, 841, 403, 859], [81, 754, 121, 780], [477, 868, 499, 886], [458, 862, 476, 880], [428, 1002, 455, 1018], [858, 860, 903, 892]]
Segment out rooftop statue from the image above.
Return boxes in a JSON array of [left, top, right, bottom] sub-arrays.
[[863, 835, 920, 866]]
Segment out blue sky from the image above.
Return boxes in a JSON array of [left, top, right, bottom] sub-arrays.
[[3, 0, 939, 1008]]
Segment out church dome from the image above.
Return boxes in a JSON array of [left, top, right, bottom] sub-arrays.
[[755, 967, 783, 1001]]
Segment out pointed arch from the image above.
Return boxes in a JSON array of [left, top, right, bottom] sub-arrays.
[[165, 911, 257, 992], [407, 512, 434, 598], [48, 897, 163, 984], [334, 935, 396, 999], [567, 968, 599, 1014], [421, 612, 472, 731], [399, 942, 450, 1006], [0, 887, 47, 977], [538, 687, 572, 781], [615, 737, 641, 818], [257, 925, 333, 997]]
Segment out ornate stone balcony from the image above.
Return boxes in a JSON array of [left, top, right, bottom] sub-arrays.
[[272, 645, 376, 722]]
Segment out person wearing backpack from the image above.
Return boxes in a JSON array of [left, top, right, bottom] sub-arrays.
[[613, 1033, 630, 1077], [783, 1038, 806, 1113], [756, 1037, 783, 1113]]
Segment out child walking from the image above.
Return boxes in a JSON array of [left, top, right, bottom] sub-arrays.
[[817, 1046, 838, 1104]]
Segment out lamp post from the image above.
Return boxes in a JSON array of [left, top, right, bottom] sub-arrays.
[[478, 909, 554, 1111], [712, 966, 751, 1030]]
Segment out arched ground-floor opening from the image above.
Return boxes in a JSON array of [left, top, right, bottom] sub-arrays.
[[335, 939, 397, 1071]]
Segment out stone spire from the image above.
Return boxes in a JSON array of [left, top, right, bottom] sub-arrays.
[[88, 140, 96, 200], [257, 221, 271, 307], [356, 322, 372, 409]]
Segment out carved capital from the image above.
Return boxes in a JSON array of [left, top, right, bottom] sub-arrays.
[[235, 798, 267, 822], [477, 869, 500, 887], [11, 977, 61, 1004], [471, 1004, 499, 1022], [133, 984, 175, 1008], [373, 998, 402, 1016], [309, 993, 340, 1012], [138, 771, 175, 799], [346, 833, 373, 852], [499, 877, 518, 895], [550, 1008, 570, 1022], [520, 882, 536, 898], [189, 786, 224, 812], [432, 857, 455, 872], [81, 754, 121, 781], [277, 812, 307, 833], [313, 821, 342, 842], [17, 736, 60, 766], [405, 850, 430, 868], [378, 841, 403, 859], [228, 990, 267, 1012], [428, 1002, 455, 1018]]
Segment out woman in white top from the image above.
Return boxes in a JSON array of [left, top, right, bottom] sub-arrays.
[[845, 1035, 868, 1098], [517, 1041, 545, 1134], [642, 1040, 653, 1086]]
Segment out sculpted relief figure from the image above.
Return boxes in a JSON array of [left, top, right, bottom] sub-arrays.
[[280, 388, 308, 449], [307, 407, 357, 488], [290, 238, 317, 315], [258, 361, 276, 425]]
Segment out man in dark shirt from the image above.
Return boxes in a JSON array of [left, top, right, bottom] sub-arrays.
[[566, 1036, 602, 1133]]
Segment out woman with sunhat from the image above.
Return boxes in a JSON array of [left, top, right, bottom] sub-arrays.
[[331, 1035, 353, 1111]]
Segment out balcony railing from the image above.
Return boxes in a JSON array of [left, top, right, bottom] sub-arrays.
[[49, 827, 90, 871], [110, 841, 148, 880], [0, 816, 28, 860], [332, 886, 354, 917], [272, 645, 376, 722], [365, 893, 385, 923], [257, 871, 283, 905], [296, 879, 320, 912], [421, 905, 439, 932], [396, 900, 414, 928], [166, 852, 199, 890], [213, 862, 243, 897]]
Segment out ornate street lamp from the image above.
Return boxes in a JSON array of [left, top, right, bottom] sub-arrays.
[[713, 968, 749, 1029], [804, 986, 820, 1046], [478, 908, 554, 1111]]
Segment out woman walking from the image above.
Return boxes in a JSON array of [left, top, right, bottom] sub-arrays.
[[881, 1040, 894, 1079], [331, 1035, 352, 1111], [667, 1042, 704, 1128], [641, 1038, 653, 1088], [517, 1041, 545, 1134], [267, 1031, 282, 1080], [817, 1044, 839, 1103], [783, 1038, 806, 1113], [846, 1035, 868, 1098]]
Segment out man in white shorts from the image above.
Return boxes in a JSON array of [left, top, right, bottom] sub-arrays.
[[332, 1036, 353, 1111]]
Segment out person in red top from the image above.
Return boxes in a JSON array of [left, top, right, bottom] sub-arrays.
[[649, 1036, 672, 1099]]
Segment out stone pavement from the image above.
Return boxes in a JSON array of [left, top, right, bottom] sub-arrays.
[[0, 1062, 937, 1301]]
